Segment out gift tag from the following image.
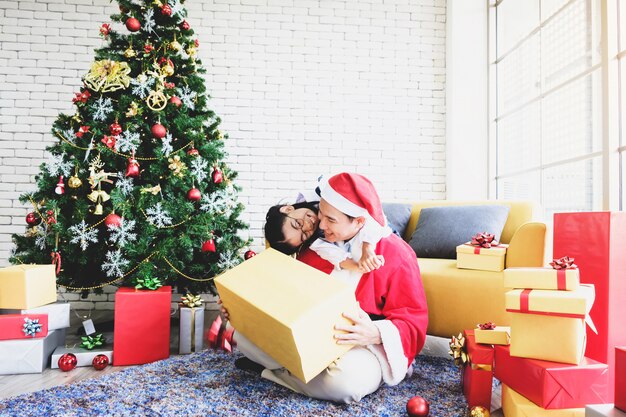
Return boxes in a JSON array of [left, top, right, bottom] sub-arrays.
[[83, 319, 96, 336]]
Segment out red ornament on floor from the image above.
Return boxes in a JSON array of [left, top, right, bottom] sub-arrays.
[[406, 396, 429, 417], [244, 250, 256, 260], [151, 123, 167, 139], [201, 238, 216, 253], [58, 353, 77, 372], [92, 354, 109, 371], [105, 212, 122, 228], [125, 17, 140, 32]]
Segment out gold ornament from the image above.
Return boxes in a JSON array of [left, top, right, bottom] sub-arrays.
[[147, 90, 167, 111], [68, 175, 82, 188], [169, 40, 182, 51], [94, 203, 103, 215], [161, 64, 174, 77], [167, 155, 187, 178], [126, 102, 139, 117], [470, 406, 490, 417], [187, 46, 197, 57], [25, 226, 39, 238], [141, 184, 162, 195], [124, 47, 136, 58], [87, 189, 110, 203], [216, 130, 223, 140], [83, 60, 131, 93]]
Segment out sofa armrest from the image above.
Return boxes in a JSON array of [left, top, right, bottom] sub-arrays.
[[505, 222, 546, 267]]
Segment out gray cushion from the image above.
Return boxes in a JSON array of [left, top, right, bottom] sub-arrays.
[[408, 205, 510, 259], [382, 203, 413, 236]]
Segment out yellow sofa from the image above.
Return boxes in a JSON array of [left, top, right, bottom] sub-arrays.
[[398, 201, 546, 338]]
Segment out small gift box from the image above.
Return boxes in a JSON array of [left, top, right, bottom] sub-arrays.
[[0, 314, 48, 340], [0, 265, 57, 309], [506, 284, 595, 364], [585, 404, 626, 417], [495, 345, 609, 409], [0, 329, 66, 375], [502, 384, 584, 417], [462, 329, 494, 409], [617, 347, 626, 412], [456, 233, 508, 272], [178, 293, 204, 355], [474, 323, 510, 345], [1, 302, 70, 330], [51, 346, 113, 369], [504, 257, 579, 291]]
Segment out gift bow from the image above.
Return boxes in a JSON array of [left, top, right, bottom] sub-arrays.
[[80, 333, 105, 350], [179, 293, 203, 308], [550, 256, 577, 270], [134, 277, 163, 290], [477, 322, 496, 330], [470, 232, 498, 248], [22, 317, 43, 337], [448, 333, 468, 367]]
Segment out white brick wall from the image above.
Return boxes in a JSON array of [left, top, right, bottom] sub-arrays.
[[0, 0, 446, 309]]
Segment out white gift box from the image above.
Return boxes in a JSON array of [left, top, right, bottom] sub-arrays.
[[1, 302, 70, 330], [51, 346, 113, 369], [586, 405, 626, 417], [0, 329, 66, 375], [179, 307, 204, 354]]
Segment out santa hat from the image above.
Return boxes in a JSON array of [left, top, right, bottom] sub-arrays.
[[319, 173, 386, 227]]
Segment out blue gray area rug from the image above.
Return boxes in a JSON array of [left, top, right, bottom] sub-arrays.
[[0, 351, 467, 417]]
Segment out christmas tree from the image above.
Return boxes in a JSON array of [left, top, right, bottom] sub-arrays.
[[10, 0, 249, 295]]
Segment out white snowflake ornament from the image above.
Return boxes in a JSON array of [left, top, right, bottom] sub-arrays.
[[68, 220, 99, 251]]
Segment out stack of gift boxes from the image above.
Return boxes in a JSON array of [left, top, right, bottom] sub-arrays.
[[0, 265, 69, 374]]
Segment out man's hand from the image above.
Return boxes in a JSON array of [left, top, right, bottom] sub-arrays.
[[334, 308, 382, 346], [217, 298, 229, 321]]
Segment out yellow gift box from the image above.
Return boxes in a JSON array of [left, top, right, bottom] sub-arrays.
[[474, 326, 510, 345], [0, 265, 57, 309], [502, 384, 584, 417], [504, 267, 580, 291], [215, 248, 360, 383], [456, 243, 508, 272], [505, 285, 594, 364]]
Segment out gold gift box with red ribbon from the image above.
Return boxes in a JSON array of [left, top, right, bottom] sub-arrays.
[[502, 384, 584, 417], [505, 284, 595, 365], [456, 242, 508, 272], [504, 267, 580, 291]]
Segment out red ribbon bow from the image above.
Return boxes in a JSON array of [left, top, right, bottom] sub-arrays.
[[470, 232, 498, 248], [550, 256, 577, 270], [478, 322, 496, 330]]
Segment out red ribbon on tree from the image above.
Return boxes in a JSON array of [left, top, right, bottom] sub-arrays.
[[550, 256, 577, 270], [51, 250, 62, 275], [470, 232, 498, 249]]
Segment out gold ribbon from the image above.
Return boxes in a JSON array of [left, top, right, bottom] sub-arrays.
[[470, 362, 492, 371], [179, 293, 203, 308]]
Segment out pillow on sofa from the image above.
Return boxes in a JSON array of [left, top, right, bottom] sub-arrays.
[[382, 203, 413, 236], [408, 205, 510, 259]]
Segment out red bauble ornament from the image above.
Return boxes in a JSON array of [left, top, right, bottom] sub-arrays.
[[187, 147, 199, 156], [161, 4, 172, 16], [151, 123, 167, 139], [406, 396, 429, 417], [92, 354, 109, 371], [187, 188, 201, 201], [180, 20, 190, 31], [212, 167, 223, 184], [125, 157, 140, 178], [55, 176, 65, 195], [105, 212, 122, 228], [201, 238, 216, 253], [58, 353, 77, 372], [169, 96, 182, 108], [109, 122, 122, 136], [125, 17, 141, 32], [26, 212, 41, 226], [244, 250, 256, 260]]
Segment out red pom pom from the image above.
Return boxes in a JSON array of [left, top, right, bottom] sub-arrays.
[[151, 123, 167, 139], [187, 188, 201, 201], [161, 4, 172, 16], [92, 354, 109, 371], [105, 213, 122, 228], [58, 353, 77, 372], [406, 396, 430, 417], [125, 17, 141, 32], [180, 20, 190, 31]]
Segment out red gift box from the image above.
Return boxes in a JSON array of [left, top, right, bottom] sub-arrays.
[[463, 329, 494, 409], [494, 345, 609, 409], [0, 314, 48, 340], [617, 347, 626, 412], [113, 286, 171, 366], [554, 212, 626, 401]]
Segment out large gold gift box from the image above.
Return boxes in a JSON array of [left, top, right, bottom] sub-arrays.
[[0, 265, 57, 309], [504, 267, 579, 291], [505, 285, 594, 365], [456, 243, 508, 272], [502, 384, 584, 417], [215, 248, 360, 383]]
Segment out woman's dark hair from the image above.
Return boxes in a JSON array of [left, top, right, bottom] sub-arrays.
[[264, 201, 319, 255]]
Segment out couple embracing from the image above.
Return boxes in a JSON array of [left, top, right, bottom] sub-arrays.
[[217, 172, 428, 404]]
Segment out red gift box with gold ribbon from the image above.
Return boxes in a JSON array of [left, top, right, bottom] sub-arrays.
[[494, 345, 609, 409], [113, 286, 171, 366], [0, 314, 48, 340], [462, 329, 494, 409]]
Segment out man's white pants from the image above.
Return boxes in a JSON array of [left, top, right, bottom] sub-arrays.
[[234, 331, 383, 404]]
